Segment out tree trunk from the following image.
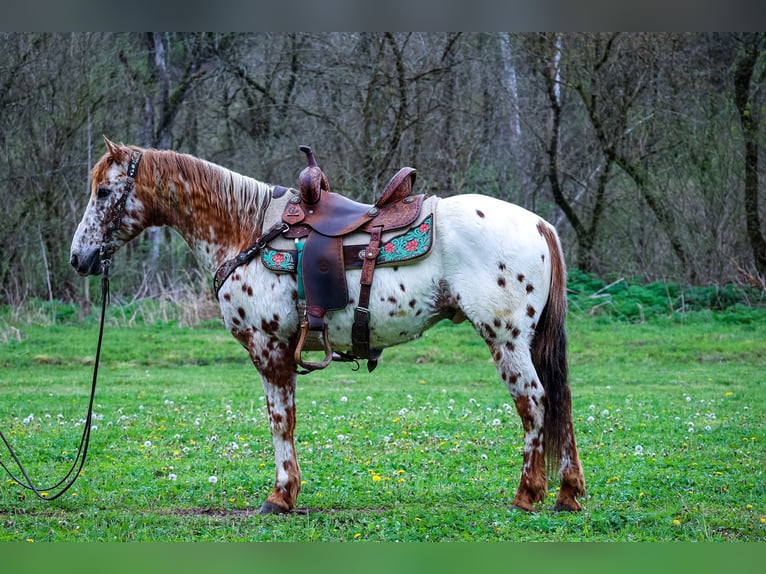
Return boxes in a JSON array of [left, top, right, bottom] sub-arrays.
[[733, 33, 766, 278]]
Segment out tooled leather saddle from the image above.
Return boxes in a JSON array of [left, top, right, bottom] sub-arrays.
[[284, 146, 425, 372], [213, 146, 432, 374]]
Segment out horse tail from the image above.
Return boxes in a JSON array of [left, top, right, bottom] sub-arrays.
[[532, 220, 571, 477]]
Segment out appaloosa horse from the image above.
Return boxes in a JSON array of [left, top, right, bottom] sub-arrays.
[[70, 137, 584, 513]]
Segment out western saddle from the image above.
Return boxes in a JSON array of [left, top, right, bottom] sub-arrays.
[[283, 146, 424, 373]]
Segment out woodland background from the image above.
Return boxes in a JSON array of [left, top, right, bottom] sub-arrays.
[[1, 32, 766, 306]]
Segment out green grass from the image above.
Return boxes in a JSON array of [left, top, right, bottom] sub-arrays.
[[0, 308, 764, 541]]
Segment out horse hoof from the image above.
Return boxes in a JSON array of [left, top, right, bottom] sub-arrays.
[[510, 502, 535, 513], [260, 501, 290, 514]]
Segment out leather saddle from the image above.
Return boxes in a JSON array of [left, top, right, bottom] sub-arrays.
[[283, 146, 423, 373]]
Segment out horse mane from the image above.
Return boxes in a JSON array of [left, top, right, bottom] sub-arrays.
[[141, 148, 271, 218], [93, 145, 273, 250]]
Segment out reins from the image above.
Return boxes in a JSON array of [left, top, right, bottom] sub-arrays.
[[0, 150, 141, 501], [0, 272, 109, 500]]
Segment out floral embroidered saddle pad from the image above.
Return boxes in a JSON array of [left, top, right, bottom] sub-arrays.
[[261, 204, 436, 275]]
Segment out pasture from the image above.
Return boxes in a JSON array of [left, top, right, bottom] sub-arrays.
[[0, 301, 764, 541]]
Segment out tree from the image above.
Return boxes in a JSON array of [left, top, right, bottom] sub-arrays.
[[732, 32, 766, 281]]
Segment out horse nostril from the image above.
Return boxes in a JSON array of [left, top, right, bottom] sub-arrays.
[[70, 253, 79, 268]]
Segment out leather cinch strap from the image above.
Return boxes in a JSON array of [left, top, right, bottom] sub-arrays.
[[352, 225, 382, 365]]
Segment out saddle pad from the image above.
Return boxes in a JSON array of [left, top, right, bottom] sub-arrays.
[[262, 214, 435, 273]]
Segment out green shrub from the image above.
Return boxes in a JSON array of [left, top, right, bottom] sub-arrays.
[[566, 269, 765, 322]]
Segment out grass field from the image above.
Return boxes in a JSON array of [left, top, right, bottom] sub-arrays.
[[0, 305, 764, 541]]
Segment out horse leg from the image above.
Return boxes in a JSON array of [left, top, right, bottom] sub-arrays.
[[236, 332, 301, 514], [489, 339, 549, 512], [258, 363, 301, 514], [490, 320, 584, 513], [551, 401, 585, 512]]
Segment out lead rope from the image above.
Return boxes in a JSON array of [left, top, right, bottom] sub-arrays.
[[0, 267, 109, 500]]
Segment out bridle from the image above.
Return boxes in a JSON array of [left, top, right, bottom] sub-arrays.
[[0, 151, 142, 501], [100, 150, 142, 270]]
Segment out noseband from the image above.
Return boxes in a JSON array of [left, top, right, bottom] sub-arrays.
[[99, 150, 142, 273]]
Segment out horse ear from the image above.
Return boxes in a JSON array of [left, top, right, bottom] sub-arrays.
[[103, 136, 121, 160]]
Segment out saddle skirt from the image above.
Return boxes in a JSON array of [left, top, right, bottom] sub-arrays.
[[262, 194, 438, 276]]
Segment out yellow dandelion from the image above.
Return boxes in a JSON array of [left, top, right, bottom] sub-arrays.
[[372, 475, 382, 482], [353, 533, 361, 539], [760, 517, 765, 524], [746, 504, 753, 510], [673, 519, 681, 526]]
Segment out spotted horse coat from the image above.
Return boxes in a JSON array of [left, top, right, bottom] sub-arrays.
[[70, 138, 585, 514]]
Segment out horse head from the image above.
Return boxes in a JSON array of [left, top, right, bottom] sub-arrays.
[[70, 137, 148, 276]]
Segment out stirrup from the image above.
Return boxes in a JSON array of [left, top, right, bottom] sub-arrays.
[[294, 320, 333, 372]]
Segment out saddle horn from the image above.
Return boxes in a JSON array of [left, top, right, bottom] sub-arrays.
[[298, 145, 330, 205]]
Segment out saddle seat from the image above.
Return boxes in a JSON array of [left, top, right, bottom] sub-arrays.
[[281, 146, 423, 373], [284, 157, 418, 237]]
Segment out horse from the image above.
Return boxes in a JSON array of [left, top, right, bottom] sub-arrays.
[[69, 137, 585, 513]]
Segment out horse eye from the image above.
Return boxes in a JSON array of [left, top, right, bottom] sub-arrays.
[[96, 186, 111, 199]]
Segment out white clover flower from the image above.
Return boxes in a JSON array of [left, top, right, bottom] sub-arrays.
[[168, 473, 177, 481], [587, 416, 595, 423], [634, 445, 644, 455], [340, 396, 348, 403], [22, 414, 34, 425], [492, 418, 501, 426], [144, 440, 152, 448], [209, 476, 218, 485], [601, 409, 610, 417]]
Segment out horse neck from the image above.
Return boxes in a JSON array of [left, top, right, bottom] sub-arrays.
[[136, 149, 273, 273]]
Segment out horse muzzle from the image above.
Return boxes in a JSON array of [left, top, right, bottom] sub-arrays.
[[70, 248, 104, 276]]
